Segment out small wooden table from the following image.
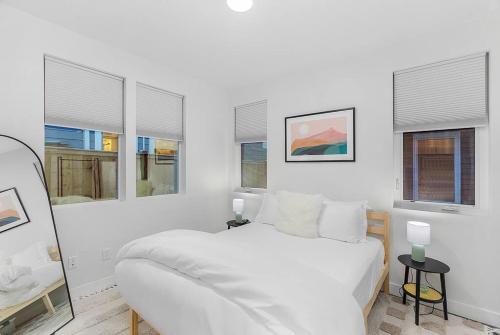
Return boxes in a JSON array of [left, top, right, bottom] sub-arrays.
[[398, 254, 450, 325]]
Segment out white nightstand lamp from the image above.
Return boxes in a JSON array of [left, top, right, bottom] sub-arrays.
[[407, 221, 431, 263], [233, 199, 245, 223]]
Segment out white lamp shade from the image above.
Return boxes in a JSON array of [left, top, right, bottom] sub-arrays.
[[407, 221, 431, 245], [233, 199, 244, 214]]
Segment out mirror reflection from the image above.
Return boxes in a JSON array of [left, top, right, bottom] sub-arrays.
[[0, 136, 73, 335]]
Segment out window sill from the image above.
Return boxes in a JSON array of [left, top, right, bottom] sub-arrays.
[[393, 200, 488, 216], [52, 198, 121, 210], [233, 187, 267, 195]]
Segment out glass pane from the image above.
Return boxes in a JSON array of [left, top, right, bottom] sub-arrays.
[[417, 137, 456, 202], [403, 129, 474, 205], [44, 125, 119, 205], [136, 137, 178, 197], [241, 142, 267, 189]]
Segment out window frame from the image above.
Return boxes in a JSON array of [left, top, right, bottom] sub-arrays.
[[43, 125, 122, 206], [135, 136, 181, 198], [234, 141, 268, 193], [394, 127, 488, 215]]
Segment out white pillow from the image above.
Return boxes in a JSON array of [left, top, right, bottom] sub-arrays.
[[318, 200, 368, 243], [253, 193, 280, 225], [11, 242, 51, 270], [275, 191, 323, 238]]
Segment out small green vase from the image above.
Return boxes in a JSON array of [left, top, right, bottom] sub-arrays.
[[411, 244, 425, 263]]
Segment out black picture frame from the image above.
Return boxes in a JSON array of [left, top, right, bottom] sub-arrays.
[[285, 107, 356, 162], [0, 187, 30, 233]]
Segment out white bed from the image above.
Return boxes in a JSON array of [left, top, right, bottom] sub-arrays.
[[0, 261, 63, 310], [116, 212, 390, 335]]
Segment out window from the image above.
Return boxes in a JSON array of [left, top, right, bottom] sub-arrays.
[[136, 83, 184, 197], [235, 101, 268, 190], [402, 129, 475, 205], [241, 142, 267, 189], [44, 56, 124, 205], [136, 137, 179, 197], [393, 53, 488, 212], [44, 125, 119, 205]]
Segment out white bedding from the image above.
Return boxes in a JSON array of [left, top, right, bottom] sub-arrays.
[[116, 224, 384, 335], [0, 261, 63, 309]]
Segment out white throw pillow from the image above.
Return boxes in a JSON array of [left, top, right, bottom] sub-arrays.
[[275, 191, 323, 238], [318, 200, 368, 243], [11, 242, 51, 270], [253, 193, 280, 225]]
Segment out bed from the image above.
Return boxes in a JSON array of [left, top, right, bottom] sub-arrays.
[[116, 211, 389, 335], [0, 261, 64, 320]]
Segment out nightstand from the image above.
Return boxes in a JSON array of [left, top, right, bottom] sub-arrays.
[[226, 219, 250, 229], [398, 254, 450, 325]]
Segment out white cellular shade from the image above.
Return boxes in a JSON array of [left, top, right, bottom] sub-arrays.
[[394, 53, 488, 132], [136, 83, 184, 141], [235, 100, 267, 142], [44, 56, 124, 133]]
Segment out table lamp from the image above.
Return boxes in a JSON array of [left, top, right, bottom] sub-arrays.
[[407, 221, 430, 263], [233, 199, 244, 223]]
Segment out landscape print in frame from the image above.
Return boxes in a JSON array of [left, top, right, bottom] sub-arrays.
[[285, 107, 355, 162], [0, 187, 30, 233]]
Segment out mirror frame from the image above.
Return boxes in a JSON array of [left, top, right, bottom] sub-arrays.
[[0, 134, 75, 333]]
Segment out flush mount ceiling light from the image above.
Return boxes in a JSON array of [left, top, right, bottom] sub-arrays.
[[227, 0, 253, 12]]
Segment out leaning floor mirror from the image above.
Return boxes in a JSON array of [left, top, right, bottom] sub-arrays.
[[0, 135, 73, 334]]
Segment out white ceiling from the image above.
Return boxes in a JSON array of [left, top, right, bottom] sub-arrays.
[[2, 0, 494, 88]]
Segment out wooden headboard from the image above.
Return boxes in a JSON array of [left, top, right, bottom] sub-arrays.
[[366, 211, 390, 264]]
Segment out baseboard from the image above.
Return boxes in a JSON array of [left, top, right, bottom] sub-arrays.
[[389, 282, 500, 328], [70, 275, 116, 299]]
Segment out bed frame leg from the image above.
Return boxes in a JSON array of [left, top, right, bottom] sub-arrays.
[[130, 309, 139, 335], [383, 273, 390, 294]]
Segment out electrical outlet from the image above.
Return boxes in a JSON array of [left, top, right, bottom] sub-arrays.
[[68, 256, 78, 270], [101, 248, 112, 261]]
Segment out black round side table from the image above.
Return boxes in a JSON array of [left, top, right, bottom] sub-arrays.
[[226, 219, 250, 229], [398, 254, 450, 325]]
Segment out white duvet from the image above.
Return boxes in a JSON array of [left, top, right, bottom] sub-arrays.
[[116, 229, 365, 335]]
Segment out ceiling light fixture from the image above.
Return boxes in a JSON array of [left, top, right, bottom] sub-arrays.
[[227, 0, 253, 12]]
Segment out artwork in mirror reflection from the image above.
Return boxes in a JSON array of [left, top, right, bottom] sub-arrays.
[[0, 136, 73, 335], [0, 188, 30, 233]]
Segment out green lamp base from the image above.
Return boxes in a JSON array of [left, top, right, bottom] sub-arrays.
[[411, 244, 426, 263], [235, 213, 243, 224]]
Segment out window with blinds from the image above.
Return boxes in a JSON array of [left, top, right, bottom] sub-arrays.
[[394, 53, 488, 209], [235, 101, 268, 189], [44, 57, 124, 205], [136, 83, 184, 197]]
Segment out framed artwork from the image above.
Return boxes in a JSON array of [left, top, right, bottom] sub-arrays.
[[0, 187, 30, 233], [285, 107, 355, 162]]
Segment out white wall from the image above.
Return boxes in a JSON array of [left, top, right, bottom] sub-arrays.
[[0, 147, 57, 254], [0, 4, 233, 289], [230, 11, 500, 327]]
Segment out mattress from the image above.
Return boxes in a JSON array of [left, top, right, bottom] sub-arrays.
[[116, 223, 384, 335]]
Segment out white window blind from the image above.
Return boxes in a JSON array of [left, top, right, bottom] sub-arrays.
[[235, 100, 267, 142], [136, 83, 184, 141], [394, 52, 488, 133], [44, 56, 124, 133]]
